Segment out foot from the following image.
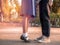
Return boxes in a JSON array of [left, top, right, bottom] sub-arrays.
[[20, 35, 30, 42], [35, 36, 50, 43]]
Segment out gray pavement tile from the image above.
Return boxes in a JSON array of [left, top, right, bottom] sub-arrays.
[[0, 40, 60, 45]]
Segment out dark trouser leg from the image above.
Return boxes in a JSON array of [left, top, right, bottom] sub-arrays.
[[39, 0, 50, 37]]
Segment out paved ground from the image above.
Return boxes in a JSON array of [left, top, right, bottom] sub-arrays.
[[0, 40, 60, 45], [0, 22, 60, 45]]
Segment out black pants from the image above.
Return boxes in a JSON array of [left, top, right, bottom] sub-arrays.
[[39, 0, 50, 37]]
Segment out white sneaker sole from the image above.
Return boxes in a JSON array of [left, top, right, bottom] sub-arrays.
[[37, 39, 51, 43]]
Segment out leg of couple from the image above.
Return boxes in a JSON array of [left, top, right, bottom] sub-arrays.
[[20, 13, 50, 43], [35, 0, 52, 43], [20, 0, 53, 43], [35, 9, 50, 43], [20, 15, 30, 42]]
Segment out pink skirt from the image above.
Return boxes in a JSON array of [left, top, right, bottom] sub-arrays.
[[20, 0, 36, 17]]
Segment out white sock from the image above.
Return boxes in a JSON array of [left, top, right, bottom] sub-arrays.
[[23, 33, 28, 37]]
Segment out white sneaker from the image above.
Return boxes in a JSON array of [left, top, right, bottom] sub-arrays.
[[35, 36, 50, 43]]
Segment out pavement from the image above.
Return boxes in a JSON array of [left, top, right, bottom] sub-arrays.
[[0, 40, 60, 45], [0, 22, 60, 45]]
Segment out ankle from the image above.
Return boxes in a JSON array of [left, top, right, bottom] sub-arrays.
[[22, 33, 28, 37]]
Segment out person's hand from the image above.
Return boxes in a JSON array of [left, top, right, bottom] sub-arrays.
[[48, 0, 53, 7], [36, 0, 41, 6]]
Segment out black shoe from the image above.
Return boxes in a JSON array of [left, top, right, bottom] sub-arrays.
[[20, 35, 24, 40], [20, 35, 30, 42]]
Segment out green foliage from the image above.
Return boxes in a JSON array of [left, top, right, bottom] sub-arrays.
[[50, 0, 60, 27], [52, 0, 60, 13], [50, 13, 60, 27]]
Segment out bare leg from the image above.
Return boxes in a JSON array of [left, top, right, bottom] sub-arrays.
[[20, 15, 30, 42], [23, 15, 29, 34]]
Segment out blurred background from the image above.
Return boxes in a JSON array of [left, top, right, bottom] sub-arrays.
[[0, 0, 60, 27]]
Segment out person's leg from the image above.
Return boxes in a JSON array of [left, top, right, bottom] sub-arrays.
[[20, 15, 30, 42], [35, 0, 51, 43], [40, 0, 50, 38], [22, 15, 29, 37], [40, 8, 50, 37]]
